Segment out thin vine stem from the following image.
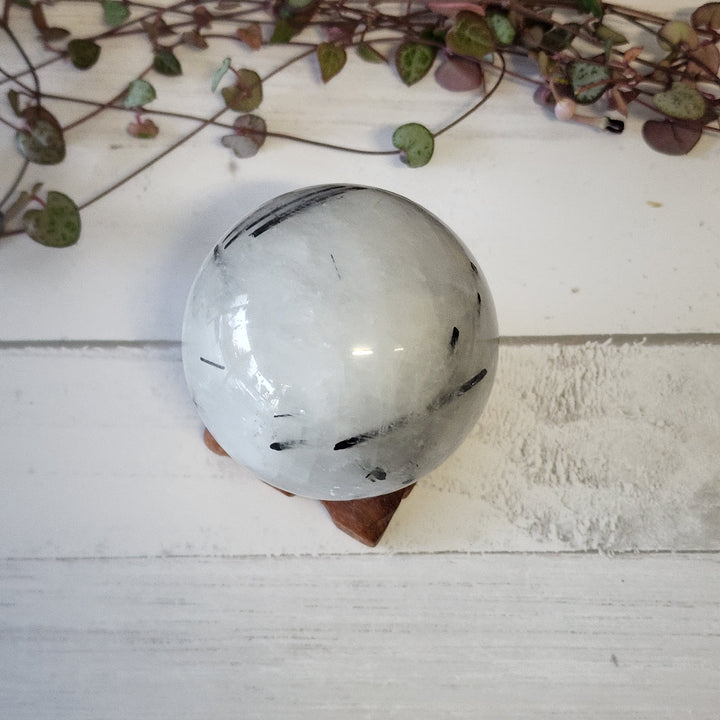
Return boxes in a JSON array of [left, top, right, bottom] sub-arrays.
[[62, 63, 154, 133], [434, 53, 507, 138], [0, 159, 29, 212], [0, 15, 41, 101], [2, 0, 719, 244], [77, 106, 229, 211]]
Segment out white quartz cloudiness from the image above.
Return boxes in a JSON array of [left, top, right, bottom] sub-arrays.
[[182, 185, 498, 500]]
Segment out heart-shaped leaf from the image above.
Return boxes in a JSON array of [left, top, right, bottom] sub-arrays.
[[446, 11, 494, 61], [692, 2, 720, 30], [642, 119, 702, 155], [325, 21, 356, 44], [68, 38, 101, 69], [22, 191, 81, 247], [653, 82, 706, 120], [434, 56, 483, 91], [127, 117, 159, 138], [181, 29, 209, 49], [236, 23, 263, 50], [221, 114, 267, 158], [688, 43, 720, 79], [487, 12, 516, 45], [569, 61, 610, 103], [102, 0, 130, 26], [153, 48, 182, 76], [192, 6, 212, 28], [317, 42, 346, 83], [124, 79, 156, 108], [658, 20, 699, 51], [16, 108, 66, 165], [221, 69, 262, 111], [395, 42, 436, 86], [392, 122, 434, 168]]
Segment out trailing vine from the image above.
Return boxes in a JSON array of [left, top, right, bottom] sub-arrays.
[[1, 0, 719, 246]]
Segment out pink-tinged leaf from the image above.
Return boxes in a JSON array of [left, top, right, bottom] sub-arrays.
[[233, 113, 266, 145], [434, 56, 483, 91], [192, 5, 213, 28], [31, 5, 70, 43], [31, 2, 48, 31], [236, 23, 263, 50], [127, 117, 160, 138], [221, 114, 266, 158], [221, 69, 262, 111], [141, 16, 175, 40], [325, 22, 356, 44], [533, 84, 554, 107], [688, 42, 720, 78], [691, 2, 720, 30], [181, 29, 209, 49], [221, 134, 261, 158], [642, 120, 702, 155]]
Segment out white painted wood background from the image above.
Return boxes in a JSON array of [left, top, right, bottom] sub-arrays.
[[1, 0, 719, 717]]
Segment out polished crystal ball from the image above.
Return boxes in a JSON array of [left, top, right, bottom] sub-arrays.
[[182, 185, 498, 500]]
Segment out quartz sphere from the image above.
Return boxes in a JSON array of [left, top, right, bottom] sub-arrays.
[[182, 185, 498, 500]]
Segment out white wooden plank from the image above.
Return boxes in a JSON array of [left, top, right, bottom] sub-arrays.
[[1, 2, 719, 339], [2, 340, 718, 558], [1, 553, 718, 719]]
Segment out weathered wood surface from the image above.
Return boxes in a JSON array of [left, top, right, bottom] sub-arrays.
[[1, 2, 719, 340], [1, 339, 718, 557], [1, 553, 719, 720], [2, 0, 720, 716]]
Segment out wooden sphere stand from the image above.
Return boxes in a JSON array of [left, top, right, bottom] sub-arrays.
[[203, 428, 412, 546]]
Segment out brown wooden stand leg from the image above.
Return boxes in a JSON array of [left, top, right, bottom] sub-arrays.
[[202, 427, 412, 545], [321, 485, 414, 547], [203, 427, 229, 456]]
